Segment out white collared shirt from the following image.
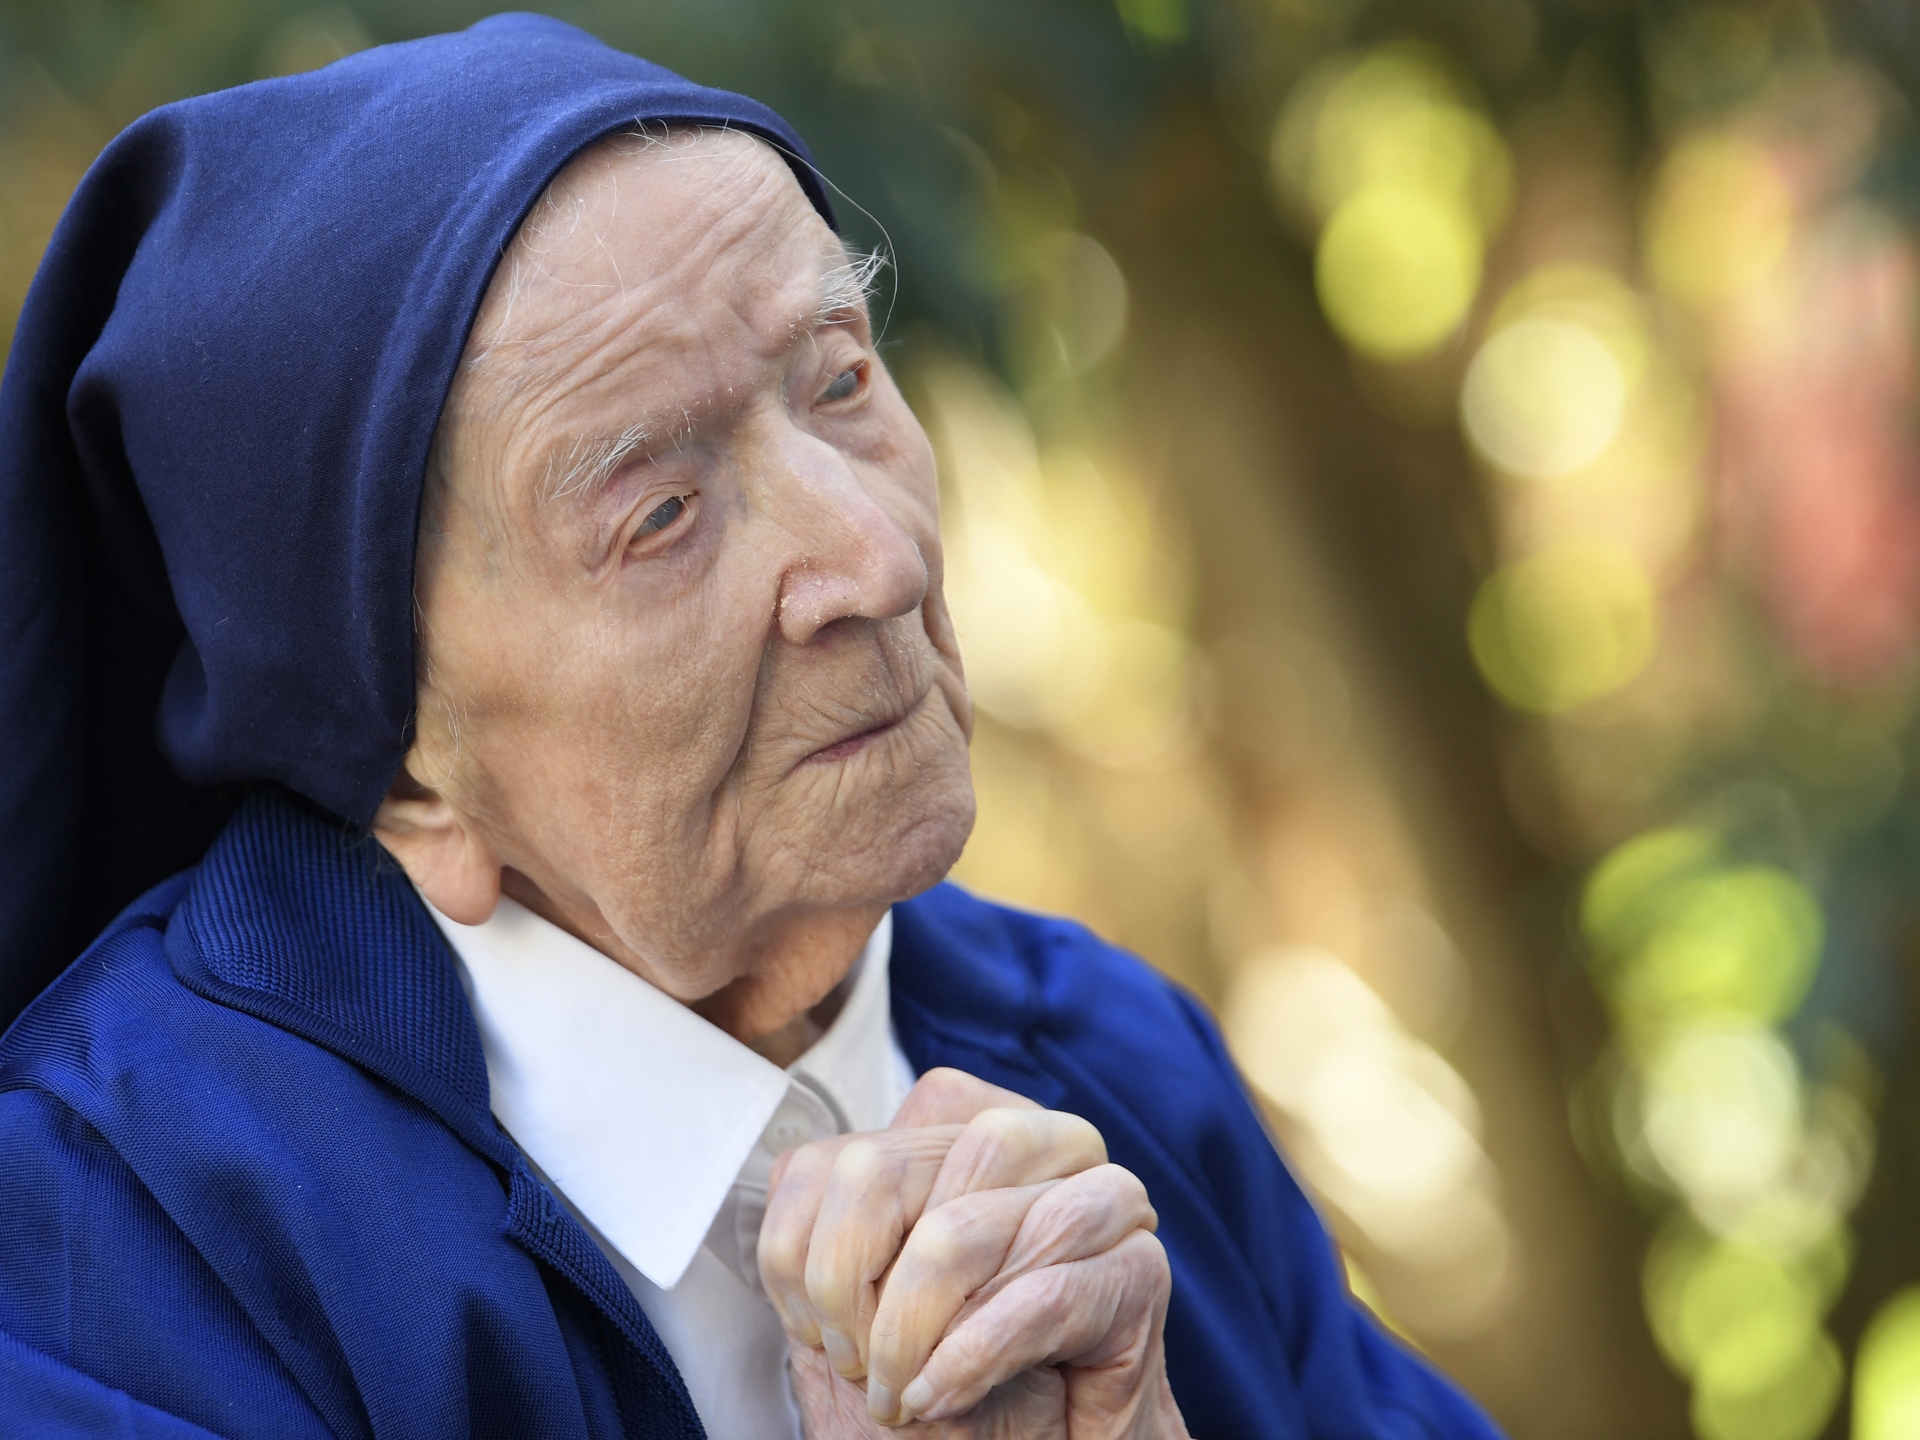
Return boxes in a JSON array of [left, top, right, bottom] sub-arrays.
[[425, 896, 917, 1440]]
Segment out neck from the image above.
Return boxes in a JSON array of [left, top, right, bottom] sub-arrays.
[[498, 867, 883, 1055]]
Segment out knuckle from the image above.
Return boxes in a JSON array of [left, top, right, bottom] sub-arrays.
[[1117, 1228, 1171, 1285], [830, 1136, 889, 1192], [1088, 1163, 1154, 1218], [910, 1208, 968, 1271], [802, 1240, 861, 1306], [1053, 1112, 1108, 1166], [917, 1067, 978, 1107], [758, 1227, 802, 1279]]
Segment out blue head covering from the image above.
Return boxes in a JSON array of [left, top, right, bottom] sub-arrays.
[[0, 13, 833, 1026]]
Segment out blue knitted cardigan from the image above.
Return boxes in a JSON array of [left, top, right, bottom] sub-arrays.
[[0, 793, 1502, 1439]]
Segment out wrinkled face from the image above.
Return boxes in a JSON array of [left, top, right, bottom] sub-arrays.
[[409, 129, 974, 1039]]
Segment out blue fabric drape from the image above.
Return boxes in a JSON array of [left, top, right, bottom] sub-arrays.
[[0, 13, 832, 1028]]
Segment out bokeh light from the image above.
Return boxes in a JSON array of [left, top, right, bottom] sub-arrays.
[[1646, 132, 1794, 308], [1468, 541, 1658, 713], [1645, 1223, 1847, 1440], [1584, 830, 1823, 1028], [1461, 318, 1627, 480], [1275, 45, 1509, 360], [1315, 186, 1482, 360], [1642, 1024, 1800, 1199], [1273, 44, 1511, 229], [1225, 945, 1515, 1337], [1856, 1287, 1920, 1440]]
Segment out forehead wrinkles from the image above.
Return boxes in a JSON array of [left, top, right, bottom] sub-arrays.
[[470, 131, 802, 363], [435, 131, 831, 565]]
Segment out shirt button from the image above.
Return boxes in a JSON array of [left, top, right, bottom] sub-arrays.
[[761, 1104, 820, 1155]]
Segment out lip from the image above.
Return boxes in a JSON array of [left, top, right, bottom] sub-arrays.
[[800, 692, 923, 766]]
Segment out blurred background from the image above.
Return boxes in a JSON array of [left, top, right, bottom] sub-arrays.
[[9, 0, 1920, 1434]]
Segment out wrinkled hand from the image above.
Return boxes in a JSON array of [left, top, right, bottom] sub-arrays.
[[758, 1068, 1190, 1439]]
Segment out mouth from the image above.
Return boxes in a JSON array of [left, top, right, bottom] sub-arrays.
[[800, 691, 925, 766]]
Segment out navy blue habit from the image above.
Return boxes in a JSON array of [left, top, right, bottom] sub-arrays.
[[0, 13, 1507, 1439]]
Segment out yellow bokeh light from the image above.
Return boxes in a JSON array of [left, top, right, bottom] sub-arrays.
[[1582, 829, 1820, 1029], [1467, 541, 1658, 712], [1055, 616, 1196, 769], [1693, 1330, 1842, 1440], [1582, 829, 1823, 1026], [1641, 1023, 1800, 1200], [924, 362, 1194, 757], [1582, 827, 1721, 956], [1645, 1231, 1843, 1440], [1461, 317, 1629, 479], [1488, 264, 1653, 391], [1667, 1242, 1819, 1376], [1619, 868, 1823, 1025], [1273, 44, 1511, 229], [1316, 185, 1481, 360], [1113, 0, 1186, 45], [1019, 231, 1130, 379], [1856, 1287, 1920, 1440], [1275, 44, 1509, 362], [1224, 945, 1514, 1325], [1645, 131, 1794, 307]]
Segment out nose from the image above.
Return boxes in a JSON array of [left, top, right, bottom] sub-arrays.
[[764, 425, 929, 646]]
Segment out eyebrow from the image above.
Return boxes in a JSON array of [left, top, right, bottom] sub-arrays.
[[815, 246, 887, 328], [537, 245, 888, 511], [538, 423, 657, 506]]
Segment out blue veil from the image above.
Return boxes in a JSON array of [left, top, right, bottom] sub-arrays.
[[0, 14, 832, 1027]]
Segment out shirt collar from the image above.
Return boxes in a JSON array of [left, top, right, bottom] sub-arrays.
[[426, 895, 895, 1291]]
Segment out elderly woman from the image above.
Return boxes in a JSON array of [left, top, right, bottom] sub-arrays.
[[0, 16, 1501, 1440]]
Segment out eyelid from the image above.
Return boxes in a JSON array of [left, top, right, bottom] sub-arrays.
[[624, 489, 697, 555], [818, 358, 868, 404]]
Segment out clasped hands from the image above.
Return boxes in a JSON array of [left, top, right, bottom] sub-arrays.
[[758, 1068, 1192, 1439]]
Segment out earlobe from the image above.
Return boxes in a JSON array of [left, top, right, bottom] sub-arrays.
[[369, 764, 504, 926]]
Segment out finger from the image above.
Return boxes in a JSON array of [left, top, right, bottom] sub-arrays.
[[898, 1228, 1172, 1424], [890, 1067, 1041, 1129], [866, 1165, 1155, 1423], [802, 1108, 1099, 1375], [861, 1184, 1048, 1423], [924, 1106, 1107, 1212], [994, 1163, 1158, 1279], [802, 1127, 963, 1376], [760, 1133, 860, 1342]]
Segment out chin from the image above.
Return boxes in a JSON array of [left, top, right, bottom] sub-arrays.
[[770, 764, 977, 913], [875, 777, 977, 900]]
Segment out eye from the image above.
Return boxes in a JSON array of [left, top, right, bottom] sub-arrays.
[[635, 494, 688, 538], [820, 365, 863, 403]]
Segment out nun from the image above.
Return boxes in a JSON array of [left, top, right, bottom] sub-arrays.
[[0, 15, 1505, 1439]]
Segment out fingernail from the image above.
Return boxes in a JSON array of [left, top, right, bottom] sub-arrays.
[[901, 1377, 935, 1417], [822, 1326, 859, 1376], [866, 1382, 898, 1424]]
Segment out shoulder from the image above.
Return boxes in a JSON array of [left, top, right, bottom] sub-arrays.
[[893, 881, 1228, 1090], [0, 881, 335, 1435], [892, 883, 1252, 1197], [0, 857, 344, 1128], [0, 824, 492, 1215], [0, 870, 203, 1110]]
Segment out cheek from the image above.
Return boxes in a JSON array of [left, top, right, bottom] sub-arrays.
[[437, 562, 769, 864], [570, 575, 770, 801]]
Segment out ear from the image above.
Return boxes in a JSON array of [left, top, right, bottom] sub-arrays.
[[370, 759, 504, 926]]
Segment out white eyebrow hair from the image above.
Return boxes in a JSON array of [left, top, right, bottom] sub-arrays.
[[817, 246, 888, 326], [539, 423, 655, 505]]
